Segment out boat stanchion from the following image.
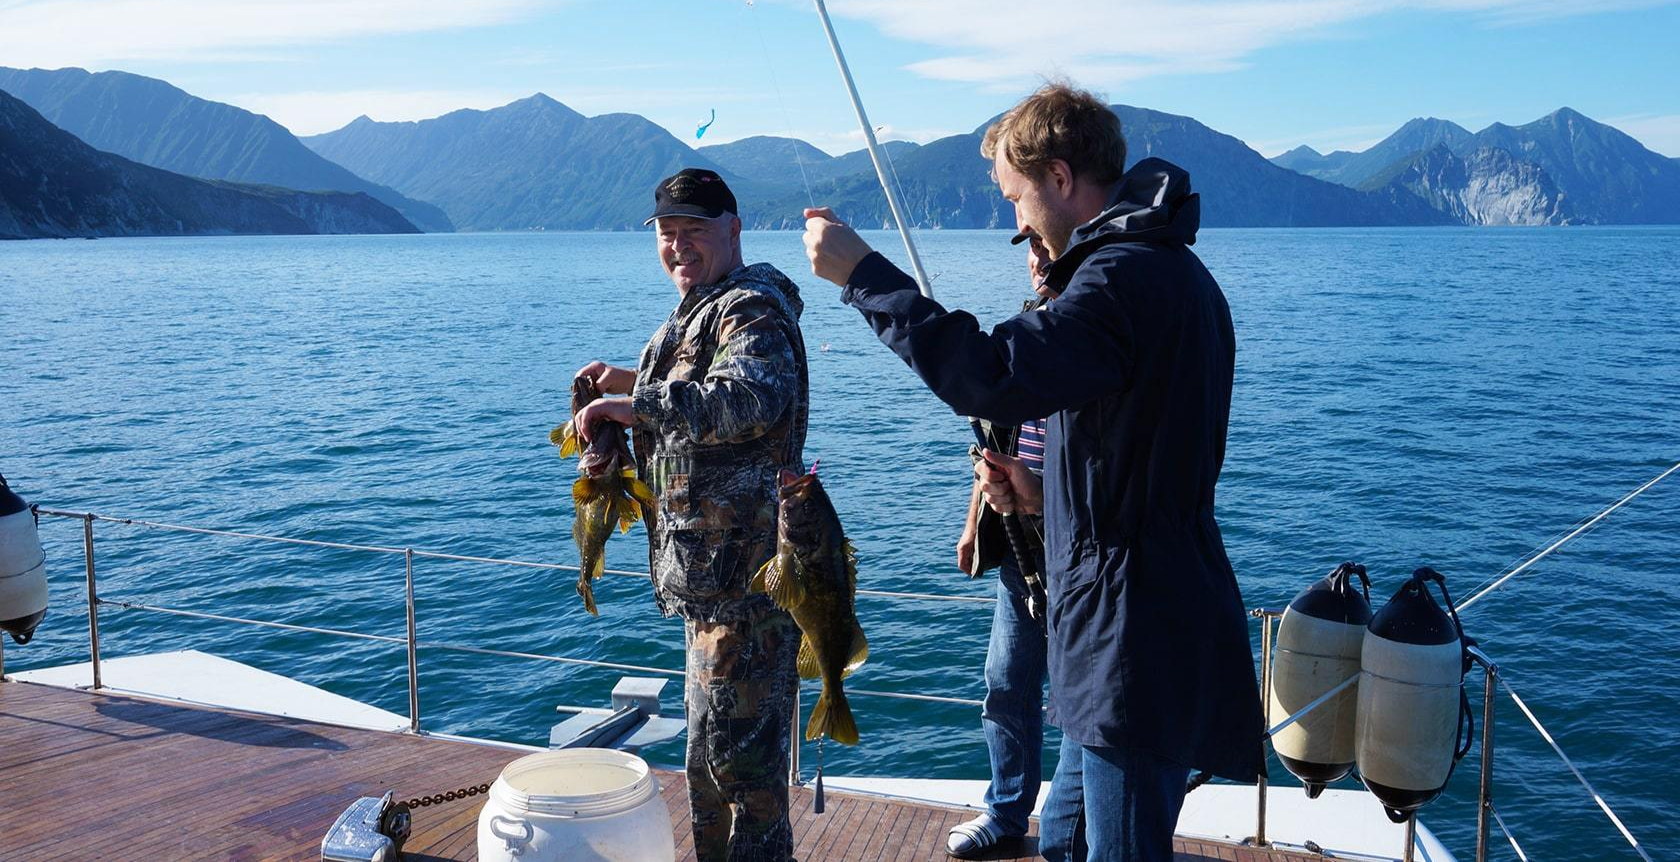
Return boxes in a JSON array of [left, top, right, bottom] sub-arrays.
[[405, 548, 420, 734], [1251, 607, 1279, 847], [84, 513, 102, 691], [1403, 814, 1418, 862], [789, 690, 801, 786], [1470, 647, 1498, 862]]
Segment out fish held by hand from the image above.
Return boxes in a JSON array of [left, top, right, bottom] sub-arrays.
[[551, 376, 654, 615]]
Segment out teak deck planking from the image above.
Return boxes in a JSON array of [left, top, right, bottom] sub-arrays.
[[0, 680, 1318, 861]]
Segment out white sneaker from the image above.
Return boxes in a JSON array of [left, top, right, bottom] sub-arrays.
[[946, 816, 1003, 859]]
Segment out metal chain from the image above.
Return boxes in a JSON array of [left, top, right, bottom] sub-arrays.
[[403, 782, 491, 809]]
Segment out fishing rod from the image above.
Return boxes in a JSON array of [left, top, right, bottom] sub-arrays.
[[808, 0, 1049, 627], [810, 0, 932, 297]]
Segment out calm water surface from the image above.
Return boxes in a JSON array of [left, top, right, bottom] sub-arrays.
[[3, 228, 1677, 858]]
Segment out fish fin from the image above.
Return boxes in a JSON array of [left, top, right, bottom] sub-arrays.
[[842, 620, 869, 677], [807, 687, 860, 746], [554, 422, 579, 458], [796, 635, 822, 680], [764, 553, 804, 609], [749, 557, 771, 595], [571, 477, 595, 506], [626, 475, 656, 513]]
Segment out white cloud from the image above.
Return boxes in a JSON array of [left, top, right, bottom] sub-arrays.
[[1605, 113, 1680, 158], [0, 0, 547, 67], [220, 88, 530, 136], [805, 0, 1678, 90]]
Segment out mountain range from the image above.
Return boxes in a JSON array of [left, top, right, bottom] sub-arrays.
[[1270, 110, 1680, 225], [0, 88, 417, 239], [302, 95, 767, 232], [4, 65, 1678, 237], [0, 67, 453, 231]]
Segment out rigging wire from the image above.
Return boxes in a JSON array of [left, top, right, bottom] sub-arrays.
[[1491, 805, 1531, 861], [1501, 676, 1654, 862], [1456, 461, 1679, 613]]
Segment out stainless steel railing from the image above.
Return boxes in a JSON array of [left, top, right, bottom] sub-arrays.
[[13, 501, 1665, 862]]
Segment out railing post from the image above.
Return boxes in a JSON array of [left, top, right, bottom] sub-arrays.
[[1471, 649, 1498, 862], [789, 688, 801, 785], [84, 514, 102, 691], [1253, 609, 1273, 847], [1403, 814, 1417, 862], [405, 548, 420, 734]]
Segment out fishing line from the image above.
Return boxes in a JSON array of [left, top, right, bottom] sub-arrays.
[[744, 0, 817, 211], [875, 126, 942, 283]]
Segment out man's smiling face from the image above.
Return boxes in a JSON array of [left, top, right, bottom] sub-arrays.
[[656, 215, 741, 295]]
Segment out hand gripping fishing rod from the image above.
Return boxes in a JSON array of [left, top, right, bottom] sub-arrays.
[[810, 0, 1048, 627]]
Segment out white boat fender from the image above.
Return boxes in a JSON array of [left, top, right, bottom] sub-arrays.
[[0, 473, 48, 645], [1355, 566, 1475, 823], [1270, 561, 1372, 798]]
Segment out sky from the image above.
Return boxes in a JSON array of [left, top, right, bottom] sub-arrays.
[[1, 0, 1677, 158]]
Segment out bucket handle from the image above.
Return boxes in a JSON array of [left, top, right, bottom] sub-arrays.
[[488, 815, 534, 856]]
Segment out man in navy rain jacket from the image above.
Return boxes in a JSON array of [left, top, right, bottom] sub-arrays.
[[803, 82, 1263, 861]]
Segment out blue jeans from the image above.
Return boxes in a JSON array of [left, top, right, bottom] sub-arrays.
[[979, 557, 1048, 837], [1039, 739, 1191, 862]]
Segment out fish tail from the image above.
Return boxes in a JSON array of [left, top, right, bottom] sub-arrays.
[[576, 570, 598, 616], [843, 620, 869, 677], [807, 685, 859, 746]]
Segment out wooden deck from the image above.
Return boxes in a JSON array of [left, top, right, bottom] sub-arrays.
[[0, 679, 1314, 861]]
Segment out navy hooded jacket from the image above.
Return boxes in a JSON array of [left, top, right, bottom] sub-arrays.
[[840, 158, 1263, 781]]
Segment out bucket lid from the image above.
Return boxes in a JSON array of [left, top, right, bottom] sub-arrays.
[[493, 749, 657, 817]]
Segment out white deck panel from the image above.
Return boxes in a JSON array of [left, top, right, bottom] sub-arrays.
[[9, 649, 410, 732], [819, 776, 1455, 862]]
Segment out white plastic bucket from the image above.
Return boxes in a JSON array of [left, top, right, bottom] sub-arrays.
[[476, 749, 674, 862]]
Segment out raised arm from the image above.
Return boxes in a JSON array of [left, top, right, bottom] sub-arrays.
[[840, 251, 1134, 426]]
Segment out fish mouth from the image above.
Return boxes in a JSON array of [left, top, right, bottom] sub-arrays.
[[579, 451, 617, 476], [779, 470, 816, 491]]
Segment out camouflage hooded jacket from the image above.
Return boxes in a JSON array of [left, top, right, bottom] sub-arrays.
[[630, 263, 809, 622]]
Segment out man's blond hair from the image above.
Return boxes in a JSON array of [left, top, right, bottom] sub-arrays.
[[981, 81, 1127, 186]]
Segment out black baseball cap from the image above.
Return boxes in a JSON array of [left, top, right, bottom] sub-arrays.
[[645, 168, 739, 225]]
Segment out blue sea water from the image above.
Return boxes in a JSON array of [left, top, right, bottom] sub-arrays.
[[3, 227, 1677, 859]]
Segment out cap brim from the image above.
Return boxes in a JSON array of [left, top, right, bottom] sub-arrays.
[[645, 206, 735, 226]]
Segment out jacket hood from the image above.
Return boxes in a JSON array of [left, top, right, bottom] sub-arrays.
[[1045, 158, 1200, 289], [729, 262, 804, 318]]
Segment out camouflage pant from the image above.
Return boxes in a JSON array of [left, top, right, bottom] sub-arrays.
[[684, 606, 800, 862]]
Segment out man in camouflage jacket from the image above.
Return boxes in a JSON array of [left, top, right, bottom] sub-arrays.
[[573, 169, 807, 862]]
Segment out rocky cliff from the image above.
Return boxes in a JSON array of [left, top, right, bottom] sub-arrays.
[[0, 88, 418, 239]]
